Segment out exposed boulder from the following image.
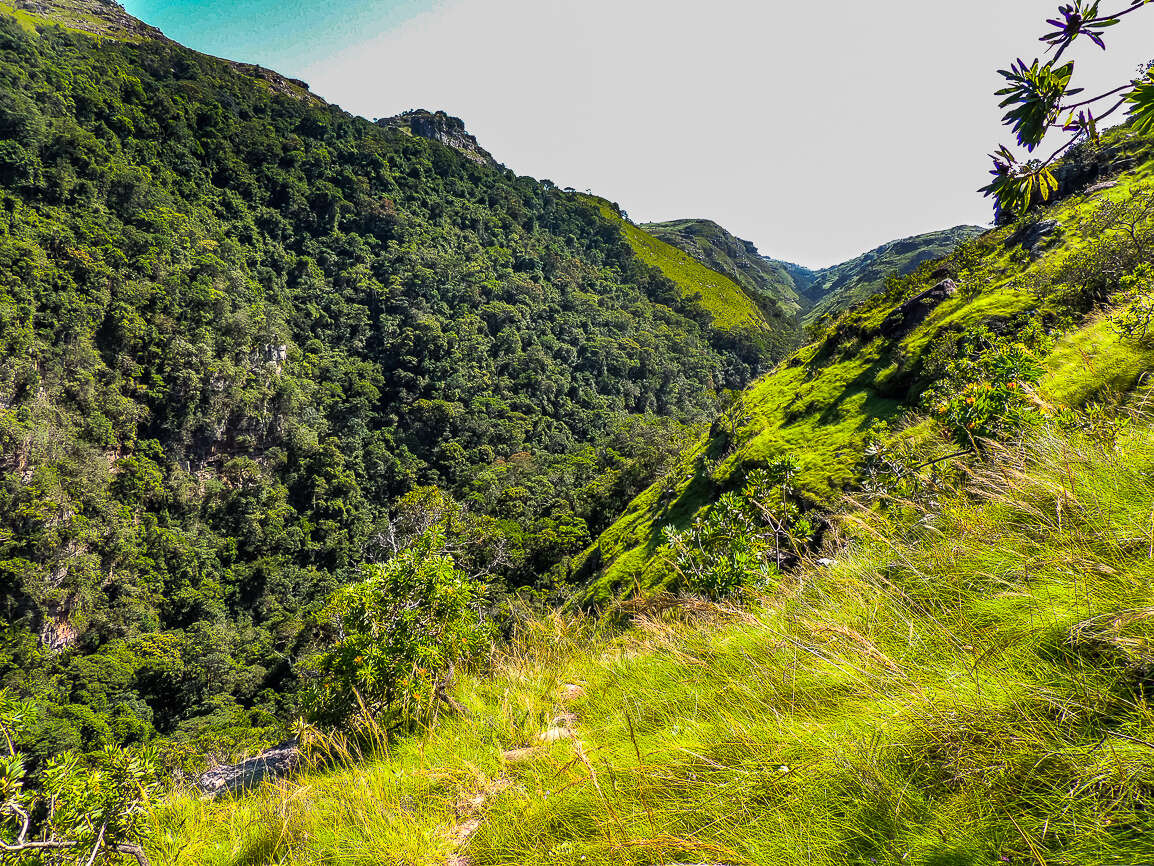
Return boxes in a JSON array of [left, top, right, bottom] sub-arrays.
[[880, 279, 958, 337], [198, 740, 301, 796], [1004, 219, 1061, 259]]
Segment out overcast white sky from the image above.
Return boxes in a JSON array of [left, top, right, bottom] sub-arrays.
[[125, 0, 1154, 267]]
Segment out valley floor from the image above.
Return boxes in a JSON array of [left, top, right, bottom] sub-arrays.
[[155, 398, 1154, 866]]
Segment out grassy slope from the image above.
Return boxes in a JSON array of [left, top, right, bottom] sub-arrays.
[[641, 218, 806, 318], [573, 149, 1154, 605], [585, 199, 770, 334], [157, 399, 1154, 866]]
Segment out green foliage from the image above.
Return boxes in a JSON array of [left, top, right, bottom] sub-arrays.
[[1109, 261, 1154, 342], [0, 13, 772, 753], [1125, 65, 1154, 133], [996, 59, 1076, 151], [984, 2, 1152, 218], [1, 689, 162, 864], [924, 326, 1052, 444], [982, 146, 1059, 219], [306, 529, 490, 728], [662, 460, 812, 598]]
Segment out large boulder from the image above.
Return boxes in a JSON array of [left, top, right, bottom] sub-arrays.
[[879, 279, 958, 338], [198, 740, 301, 797], [1004, 219, 1061, 259]]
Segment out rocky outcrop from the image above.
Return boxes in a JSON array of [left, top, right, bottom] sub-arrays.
[[377, 110, 494, 165], [39, 607, 78, 653], [198, 740, 301, 796], [1004, 219, 1061, 259], [880, 278, 958, 338], [13, 0, 162, 40]]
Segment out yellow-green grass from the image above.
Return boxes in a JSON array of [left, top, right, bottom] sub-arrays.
[[0, 1, 47, 31], [155, 410, 1154, 865], [585, 197, 769, 333]]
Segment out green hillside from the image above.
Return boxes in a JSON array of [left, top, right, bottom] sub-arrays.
[[574, 130, 1154, 603], [639, 216, 985, 330], [641, 218, 806, 318], [156, 403, 1154, 865], [6, 1, 1154, 865], [585, 199, 801, 360], [0, 4, 780, 759]]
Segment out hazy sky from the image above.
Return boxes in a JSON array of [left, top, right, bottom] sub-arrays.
[[121, 0, 1153, 267]]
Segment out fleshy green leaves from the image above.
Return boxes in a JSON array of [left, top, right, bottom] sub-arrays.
[[996, 59, 1079, 151], [981, 146, 1059, 218], [986, 1, 1151, 218], [1042, 2, 1116, 52], [1125, 67, 1154, 133]]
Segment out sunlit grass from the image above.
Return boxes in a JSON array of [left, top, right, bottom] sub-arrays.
[[157, 406, 1154, 865]]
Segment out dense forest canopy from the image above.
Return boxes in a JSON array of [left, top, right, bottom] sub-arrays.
[[0, 14, 781, 762]]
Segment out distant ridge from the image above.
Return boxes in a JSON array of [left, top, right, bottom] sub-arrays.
[[644, 217, 986, 325]]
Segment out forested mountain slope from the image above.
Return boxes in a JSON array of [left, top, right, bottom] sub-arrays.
[[575, 125, 1154, 603], [147, 120, 1154, 865], [0, 3, 784, 758], [588, 200, 800, 360]]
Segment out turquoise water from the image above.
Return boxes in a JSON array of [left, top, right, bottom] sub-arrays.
[[121, 0, 440, 77]]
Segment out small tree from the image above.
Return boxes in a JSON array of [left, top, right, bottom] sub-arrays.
[[0, 692, 162, 865], [984, 1, 1154, 219], [307, 528, 490, 729], [1083, 182, 1154, 257], [1110, 262, 1154, 342], [662, 461, 814, 598]]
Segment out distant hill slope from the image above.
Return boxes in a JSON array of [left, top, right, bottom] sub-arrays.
[[786, 225, 987, 325], [641, 217, 986, 328], [590, 201, 801, 360], [641, 218, 806, 319]]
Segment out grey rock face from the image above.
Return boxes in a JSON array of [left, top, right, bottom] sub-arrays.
[[198, 740, 301, 796], [376, 110, 494, 165], [879, 279, 958, 337], [1005, 219, 1061, 259]]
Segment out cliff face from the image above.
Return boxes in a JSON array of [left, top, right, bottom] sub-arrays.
[[377, 110, 495, 166]]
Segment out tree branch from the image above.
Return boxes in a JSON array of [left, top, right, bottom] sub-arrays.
[[6, 803, 30, 845], [0, 838, 152, 866], [1060, 82, 1135, 111], [84, 822, 107, 866]]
